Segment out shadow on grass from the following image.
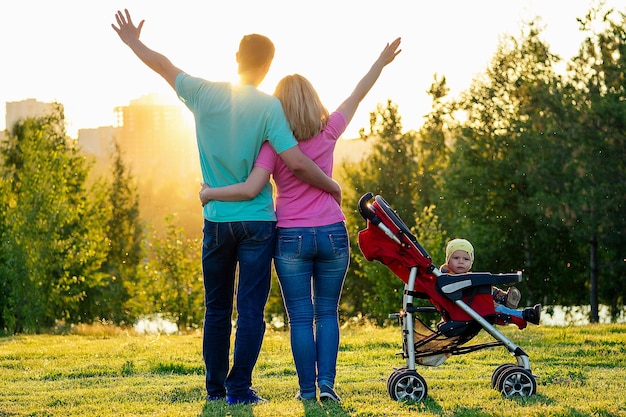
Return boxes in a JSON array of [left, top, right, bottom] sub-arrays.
[[402, 396, 444, 415], [446, 407, 493, 417], [162, 386, 205, 403], [197, 398, 352, 417], [443, 393, 556, 417], [151, 361, 204, 375], [312, 399, 351, 416], [510, 393, 555, 407], [199, 400, 254, 417]]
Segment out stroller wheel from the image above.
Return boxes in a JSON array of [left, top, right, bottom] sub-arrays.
[[495, 366, 537, 397], [387, 367, 404, 394], [387, 367, 411, 394], [387, 369, 428, 402], [491, 363, 517, 388]]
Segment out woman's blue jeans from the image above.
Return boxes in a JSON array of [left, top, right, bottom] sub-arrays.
[[201, 220, 276, 398], [275, 221, 350, 397]]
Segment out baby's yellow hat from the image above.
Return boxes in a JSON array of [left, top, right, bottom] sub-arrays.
[[446, 238, 474, 267]]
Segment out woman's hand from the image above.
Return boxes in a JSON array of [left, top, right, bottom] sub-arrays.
[[199, 183, 211, 207]]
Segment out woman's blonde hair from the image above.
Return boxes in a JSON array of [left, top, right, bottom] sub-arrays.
[[274, 74, 329, 141]]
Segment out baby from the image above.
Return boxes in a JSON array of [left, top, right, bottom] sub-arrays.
[[440, 238, 540, 325]]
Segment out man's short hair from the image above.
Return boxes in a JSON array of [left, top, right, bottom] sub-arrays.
[[238, 34, 275, 72]]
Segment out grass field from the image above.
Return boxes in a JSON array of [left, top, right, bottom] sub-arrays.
[[1, 323, 625, 416]]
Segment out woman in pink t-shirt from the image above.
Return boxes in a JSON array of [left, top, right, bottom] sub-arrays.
[[200, 38, 402, 402]]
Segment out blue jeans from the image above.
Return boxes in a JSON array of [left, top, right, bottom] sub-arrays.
[[201, 220, 276, 398], [275, 222, 350, 398]]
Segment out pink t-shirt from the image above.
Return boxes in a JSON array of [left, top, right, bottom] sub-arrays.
[[255, 111, 347, 228]]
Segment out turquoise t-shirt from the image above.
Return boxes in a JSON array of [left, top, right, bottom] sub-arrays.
[[175, 73, 297, 222]]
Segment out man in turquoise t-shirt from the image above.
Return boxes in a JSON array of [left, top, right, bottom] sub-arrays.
[[112, 9, 341, 405]]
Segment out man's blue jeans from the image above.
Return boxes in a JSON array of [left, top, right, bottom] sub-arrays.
[[275, 221, 350, 398], [201, 220, 276, 398]]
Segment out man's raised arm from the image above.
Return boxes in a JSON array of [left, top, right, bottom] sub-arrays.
[[111, 9, 182, 89]]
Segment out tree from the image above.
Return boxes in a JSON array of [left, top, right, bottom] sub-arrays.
[[339, 100, 421, 322], [80, 142, 145, 324], [438, 22, 584, 307], [142, 215, 204, 330], [414, 75, 455, 214], [559, 7, 626, 321], [0, 108, 109, 332]]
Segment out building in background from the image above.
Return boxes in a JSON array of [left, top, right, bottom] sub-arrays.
[[111, 94, 200, 235], [1, 98, 62, 144], [114, 94, 197, 180], [5, 98, 61, 134], [77, 125, 117, 175]]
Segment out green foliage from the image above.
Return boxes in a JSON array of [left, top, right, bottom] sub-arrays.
[[81, 142, 145, 325], [265, 272, 288, 330], [415, 8, 626, 320], [0, 108, 109, 333], [557, 7, 626, 321], [142, 215, 204, 330], [415, 74, 455, 212], [412, 205, 446, 267], [437, 22, 591, 306], [0, 109, 205, 333], [340, 100, 449, 322]]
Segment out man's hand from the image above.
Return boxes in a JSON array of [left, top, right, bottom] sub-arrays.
[[110, 8, 181, 89], [111, 9, 144, 45]]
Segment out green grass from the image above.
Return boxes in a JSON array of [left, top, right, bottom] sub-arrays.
[[1, 324, 625, 416]]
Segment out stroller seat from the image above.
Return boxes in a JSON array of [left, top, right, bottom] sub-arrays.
[[437, 272, 527, 329]]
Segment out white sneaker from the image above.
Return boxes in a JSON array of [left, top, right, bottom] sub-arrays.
[[506, 287, 522, 309]]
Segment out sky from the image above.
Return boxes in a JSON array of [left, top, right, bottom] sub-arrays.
[[1, 0, 624, 139]]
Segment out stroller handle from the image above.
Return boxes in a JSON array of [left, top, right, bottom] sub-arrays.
[[358, 192, 381, 225]]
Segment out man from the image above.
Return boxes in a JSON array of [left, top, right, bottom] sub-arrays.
[[112, 9, 341, 405]]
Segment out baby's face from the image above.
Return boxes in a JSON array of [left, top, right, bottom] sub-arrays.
[[447, 250, 472, 274]]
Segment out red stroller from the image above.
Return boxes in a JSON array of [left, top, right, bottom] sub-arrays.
[[357, 193, 537, 401]]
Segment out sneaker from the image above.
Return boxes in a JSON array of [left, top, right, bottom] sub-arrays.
[[319, 385, 341, 402], [523, 304, 541, 325], [505, 287, 522, 309], [295, 392, 316, 401], [492, 287, 508, 304], [206, 394, 225, 401], [226, 390, 268, 405]]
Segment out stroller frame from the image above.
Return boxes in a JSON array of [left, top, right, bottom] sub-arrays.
[[357, 193, 537, 401]]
